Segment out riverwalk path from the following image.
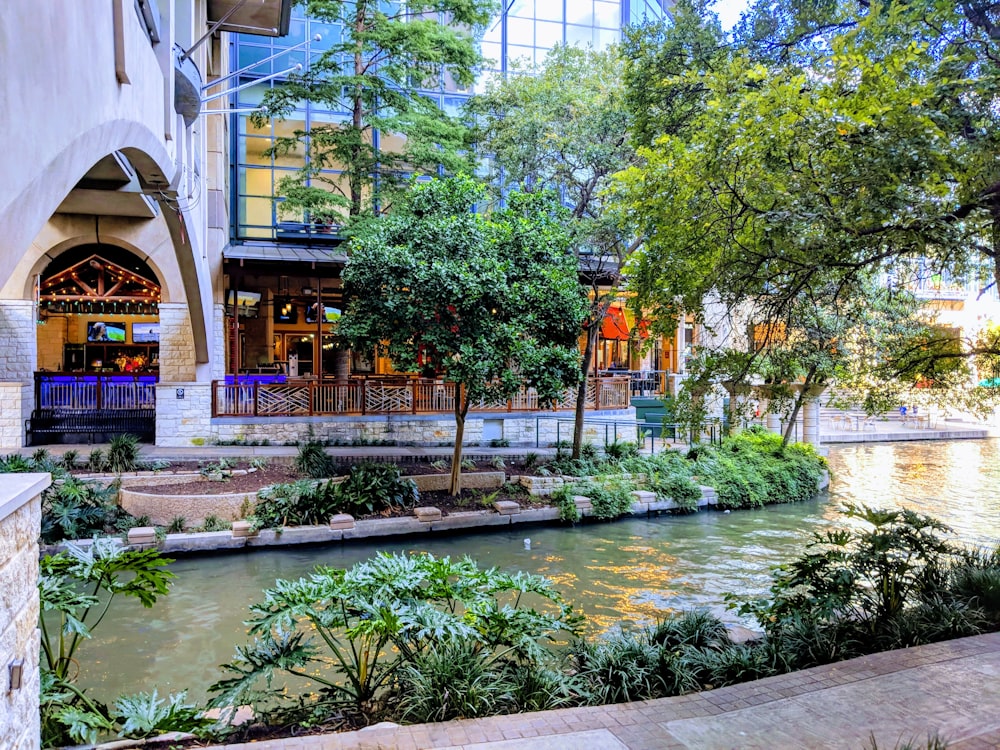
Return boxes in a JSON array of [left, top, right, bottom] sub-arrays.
[[209, 632, 1000, 750]]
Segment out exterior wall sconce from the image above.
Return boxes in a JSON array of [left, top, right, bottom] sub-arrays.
[[9, 660, 24, 691]]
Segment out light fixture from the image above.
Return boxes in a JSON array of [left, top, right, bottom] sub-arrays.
[[9, 660, 23, 691]]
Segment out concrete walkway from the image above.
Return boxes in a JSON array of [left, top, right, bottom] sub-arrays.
[[211, 632, 1000, 750]]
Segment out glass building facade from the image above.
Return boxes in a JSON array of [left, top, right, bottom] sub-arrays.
[[230, 0, 670, 240]]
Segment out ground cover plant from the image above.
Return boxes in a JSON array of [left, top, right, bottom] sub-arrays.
[[38, 540, 214, 747]]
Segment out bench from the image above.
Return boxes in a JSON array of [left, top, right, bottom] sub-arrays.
[[25, 409, 155, 446]]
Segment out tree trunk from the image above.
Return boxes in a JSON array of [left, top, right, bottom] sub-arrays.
[[449, 388, 468, 496], [350, 7, 365, 218], [572, 324, 600, 459], [782, 366, 817, 446]]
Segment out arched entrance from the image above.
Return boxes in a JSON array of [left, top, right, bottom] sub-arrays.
[[28, 245, 161, 445]]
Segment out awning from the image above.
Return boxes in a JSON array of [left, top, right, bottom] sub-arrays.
[[601, 306, 631, 341], [622, 307, 650, 339], [223, 243, 348, 267]]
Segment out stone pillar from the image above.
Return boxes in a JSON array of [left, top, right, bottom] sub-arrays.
[[0, 473, 49, 750], [155, 383, 213, 446], [766, 411, 781, 435], [157, 303, 197, 383], [0, 383, 31, 451], [0, 301, 39, 450], [803, 397, 821, 447]]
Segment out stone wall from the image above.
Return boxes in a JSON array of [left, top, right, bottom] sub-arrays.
[[204, 410, 638, 449], [0, 383, 31, 452], [158, 303, 197, 383], [155, 382, 213, 446], [0, 473, 49, 750]]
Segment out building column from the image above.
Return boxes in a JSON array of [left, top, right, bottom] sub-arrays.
[[0, 301, 38, 449], [157, 303, 197, 383], [803, 397, 821, 447], [766, 410, 781, 435]]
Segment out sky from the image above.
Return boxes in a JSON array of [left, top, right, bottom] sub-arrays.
[[711, 0, 750, 30]]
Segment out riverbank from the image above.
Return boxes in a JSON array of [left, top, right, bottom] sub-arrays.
[[205, 631, 1000, 750]]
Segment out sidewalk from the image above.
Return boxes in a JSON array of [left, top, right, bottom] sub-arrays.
[[212, 632, 1000, 750]]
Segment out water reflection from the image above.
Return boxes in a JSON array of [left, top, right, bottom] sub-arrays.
[[78, 439, 1000, 701]]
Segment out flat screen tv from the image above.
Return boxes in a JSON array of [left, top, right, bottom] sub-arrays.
[[305, 304, 342, 324], [87, 320, 126, 342], [132, 322, 160, 343], [226, 289, 261, 318]]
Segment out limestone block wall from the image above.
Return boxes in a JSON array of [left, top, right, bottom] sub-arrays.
[[155, 383, 213, 446], [158, 303, 197, 382], [0, 301, 38, 384], [0, 383, 31, 451], [0, 473, 49, 750], [209, 410, 638, 448]]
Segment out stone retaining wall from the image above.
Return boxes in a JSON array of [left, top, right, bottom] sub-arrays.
[[0, 473, 49, 750], [156, 409, 637, 448]]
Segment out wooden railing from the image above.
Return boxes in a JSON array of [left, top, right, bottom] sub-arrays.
[[35, 373, 157, 411], [211, 376, 631, 417]]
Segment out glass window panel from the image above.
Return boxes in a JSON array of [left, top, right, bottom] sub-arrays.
[[241, 197, 275, 227], [308, 110, 352, 124], [240, 168, 274, 196], [237, 81, 271, 106], [507, 46, 535, 68], [442, 96, 466, 117], [506, 16, 534, 45], [379, 131, 407, 154], [534, 0, 564, 22], [535, 20, 563, 48], [565, 24, 595, 46], [480, 41, 502, 69], [241, 136, 273, 166], [239, 115, 271, 136], [482, 22, 501, 44], [566, 2, 594, 25], [285, 19, 307, 45], [595, 27, 620, 49], [273, 141, 305, 168], [273, 51, 306, 71], [308, 22, 341, 49], [273, 117, 306, 138], [237, 45, 272, 72], [594, 1, 620, 27], [507, 0, 534, 18]]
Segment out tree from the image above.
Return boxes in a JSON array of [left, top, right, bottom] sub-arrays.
[[470, 44, 640, 459], [255, 0, 495, 225], [615, 0, 1000, 412], [339, 176, 587, 494]]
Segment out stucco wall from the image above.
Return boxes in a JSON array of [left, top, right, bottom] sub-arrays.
[[0, 473, 49, 750]]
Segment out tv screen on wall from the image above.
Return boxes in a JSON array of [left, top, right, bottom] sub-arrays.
[[87, 321, 126, 342], [226, 289, 261, 318], [305, 304, 342, 324], [132, 323, 160, 343]]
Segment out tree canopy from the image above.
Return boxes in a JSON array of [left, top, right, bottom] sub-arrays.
[[615, 0, 1000, 415], [470, 44, 639, 457], [339, 176, 587, 492], [254, 0, 496, 224]]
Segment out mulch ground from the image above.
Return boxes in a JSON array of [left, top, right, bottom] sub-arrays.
[[121, 460, 542, 515]]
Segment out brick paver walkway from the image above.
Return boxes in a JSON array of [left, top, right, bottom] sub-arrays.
[[211, 632, 1000, 750]]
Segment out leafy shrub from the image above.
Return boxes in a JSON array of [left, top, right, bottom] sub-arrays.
[[41, 476, 130, 544], [603, 439, 640, 461], [573, 631, 663, 704], [39, 540, 180, 746], [294, 440, 338, 478], [108, 434, 142, 474], [166, 516, 187, 534], [333, 461, 419, 515], [649, 609, 731, 650], [395, 641, 505, 723], [199, 515, 230, 532], [563, 476, 637, 520], [675, 642, 777, 689], [208, 553, 581, 729], [87, 448, 109, 473], [255, 464, 418, 528]]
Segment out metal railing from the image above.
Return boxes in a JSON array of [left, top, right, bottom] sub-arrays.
[[535, 415, 722, 453], [35, 373, 157, 411], [211, 376, 632, 417]]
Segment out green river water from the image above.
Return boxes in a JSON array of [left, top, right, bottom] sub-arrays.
[[78, 439, 1000, 701]]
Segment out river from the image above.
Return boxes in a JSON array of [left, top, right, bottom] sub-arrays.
[[76, 439, 1000, 701]]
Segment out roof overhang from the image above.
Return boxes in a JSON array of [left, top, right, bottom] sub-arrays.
[[207, 0, 292, 37], [223, 243, 349, 268]]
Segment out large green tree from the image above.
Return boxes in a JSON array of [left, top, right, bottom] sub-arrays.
[[255, 0, 495, 224], [339, 176, 587, 493], [616, 0, 1000, 410], [470, 44, 639, 459]]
